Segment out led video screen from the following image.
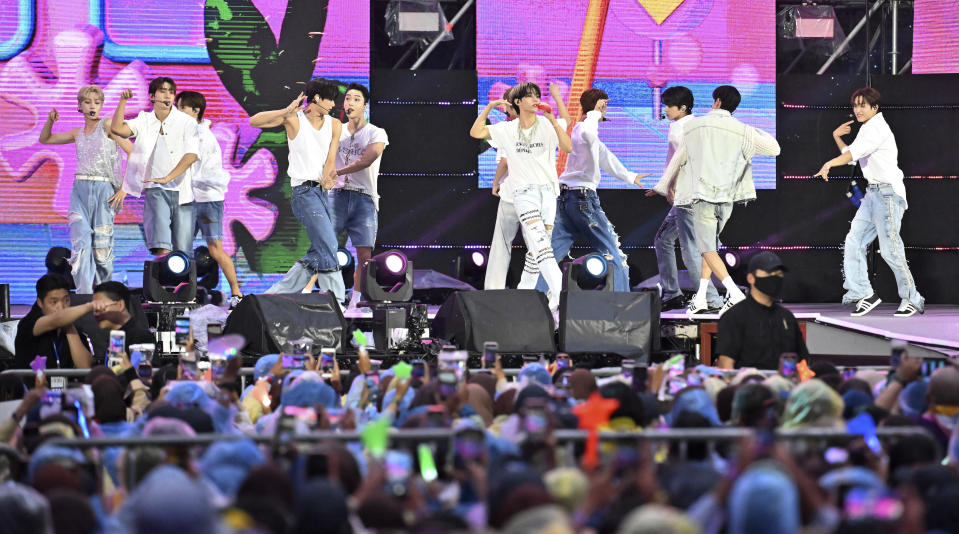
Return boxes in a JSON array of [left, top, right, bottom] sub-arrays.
[[0, 0, 368, 303], [477, 0, 776, 190]]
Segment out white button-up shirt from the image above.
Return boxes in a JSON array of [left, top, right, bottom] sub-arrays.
[[558, 110, 637, 189], [121, 106, 199, 205], [841, 112, 907, 207], [190, 120, 230, 203]]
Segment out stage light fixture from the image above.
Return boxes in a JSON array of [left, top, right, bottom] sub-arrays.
[[194, 246, 220, 290], [143, 251, 197, 303], [724, 251, 740, 269], [454, 249, 488, 289], [562, 252, 614, 292], [360, 249, 413, 303], [337, 247, 356, 289]]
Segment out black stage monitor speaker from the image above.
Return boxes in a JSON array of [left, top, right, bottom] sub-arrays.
[[432, 290, 556, 354], [558, 290, 660, 362], [225, 292, 347, 356]]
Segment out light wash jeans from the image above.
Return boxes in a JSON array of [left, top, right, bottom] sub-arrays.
[[267, 184, 345, 301], [512, 184, 562, 302], [68, 180, 115, 294], [843, 184, 924, 310], [143, 188, 195, 254], [484, 198, 540, 290], [654, 205, 723, 308]]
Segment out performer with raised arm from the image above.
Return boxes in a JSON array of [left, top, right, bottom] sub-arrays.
[[175, 90, 244, 308], [814, 87, 924, 317], [486, 83, 570, 290], [331, 83, 389, 310], [249, 79, 343, 301], [542, 88, 648, 292], [110, 77, 200, 258], [39, 85, 132, 294], [651, 85, 780, 316], [648, 86, 723, 311], [470, 82, 572, 313]]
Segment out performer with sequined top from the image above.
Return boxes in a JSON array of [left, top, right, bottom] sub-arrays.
[[39, 85, 132, 294]]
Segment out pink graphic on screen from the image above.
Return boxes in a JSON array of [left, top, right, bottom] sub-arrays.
[[477, 0, 777, 189], [912, 1, 959, 74]]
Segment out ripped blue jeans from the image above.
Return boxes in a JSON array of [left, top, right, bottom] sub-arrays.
[[536, 187, 630, 292], [68, 179, 115, 294]]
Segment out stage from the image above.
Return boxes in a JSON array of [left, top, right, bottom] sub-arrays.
[[662, 303, 959, 365]]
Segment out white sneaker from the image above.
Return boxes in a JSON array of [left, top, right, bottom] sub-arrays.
[[893, 302, 922, 318], [686, 297, 709, 315], [228, 294, 243, 309], [346, 290, 362, 310], [851, 294, 882, 317], [718, 292, 745, 316]]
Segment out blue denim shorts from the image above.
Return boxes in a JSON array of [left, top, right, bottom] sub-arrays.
[[330, 188, 378, 248], [194, 200, 224, 242], [143, 188, 195, 253]]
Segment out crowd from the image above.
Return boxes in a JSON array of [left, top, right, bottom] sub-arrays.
[[1, 327, 958, 534]]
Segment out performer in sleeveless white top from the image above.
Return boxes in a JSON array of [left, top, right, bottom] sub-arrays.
[[250, 79, 344, 300]]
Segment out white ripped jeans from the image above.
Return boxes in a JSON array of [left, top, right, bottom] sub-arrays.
[[511, 184, 562, 303]]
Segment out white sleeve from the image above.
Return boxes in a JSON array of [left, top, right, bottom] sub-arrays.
[[487, 122, 509, 153], [372, 126, 389, 147], [597, 143, 637, 185], [653, 145, 686, 195], [744, 125, 781, 158]]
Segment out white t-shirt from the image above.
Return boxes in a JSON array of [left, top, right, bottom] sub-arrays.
[[488, 116, 566, 193], [190, 120, 231, 203], [495, 149, 515, 203], [148, 133, 176, 191], [842, 112, 907, 206], [559, 110, 636, 189], [334, 122, 389, 210]]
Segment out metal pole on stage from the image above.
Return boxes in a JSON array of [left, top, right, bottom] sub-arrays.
[[890, 0, 899, 74], [817, 0, 886, 75], [410, 0, 475, 71]]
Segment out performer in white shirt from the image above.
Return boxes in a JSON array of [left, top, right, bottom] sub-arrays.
[[485, 83, 568, 291], [651, 85, 781, 316], [175, 90, 243, 307], [542, 88, 649, 292], [814, 87, 924, 317], [331, 83, 389, 310], [110, 77, 199, 257], [649, 86, 723, 310], [470, 82, 572, 312], [249, 79, 344, 301]]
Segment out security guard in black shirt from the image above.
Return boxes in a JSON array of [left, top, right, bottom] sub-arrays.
[[716, 251, 809, 369]]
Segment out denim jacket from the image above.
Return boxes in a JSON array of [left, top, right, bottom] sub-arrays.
[[655, 110, 780, 206]]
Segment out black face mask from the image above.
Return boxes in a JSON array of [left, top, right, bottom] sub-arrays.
[[753, 274, 784, 298]]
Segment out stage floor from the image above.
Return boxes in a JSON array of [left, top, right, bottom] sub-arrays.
[[663, 304, 959, 350], [9, 302, 959, 353]]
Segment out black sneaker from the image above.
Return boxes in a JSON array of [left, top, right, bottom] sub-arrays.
[[893, 302, 922, 318], [851, 294, 881, 317], [662, 295, 686, 311]]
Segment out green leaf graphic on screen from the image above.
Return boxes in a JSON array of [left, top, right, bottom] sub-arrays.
[[203, 0, 336, 272]]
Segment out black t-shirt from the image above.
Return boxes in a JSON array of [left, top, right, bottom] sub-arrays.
[[715, 294, 809, 370], [84, 317, 155, 362], [14, 305, 90, 370]]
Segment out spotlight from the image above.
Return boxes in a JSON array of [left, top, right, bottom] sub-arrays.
[[337, 247, 355, 289], [143, 251, 196, 303], [360, 249, 413, 303], [45, 246, 76, 290], [724, 251, 740, 269], [454, 249, 488, 289], [562, 252, 614, 291]]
